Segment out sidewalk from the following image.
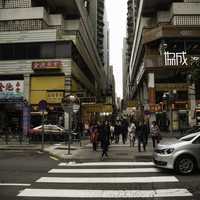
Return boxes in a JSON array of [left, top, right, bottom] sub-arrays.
[[45, 137, 178, 162], [0, 136, 179, 162]]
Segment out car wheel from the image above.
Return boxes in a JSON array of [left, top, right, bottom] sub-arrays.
[[175, 155, 195, 175]]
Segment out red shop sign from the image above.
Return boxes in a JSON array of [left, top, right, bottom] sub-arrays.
[[32, 61, 62, 70]]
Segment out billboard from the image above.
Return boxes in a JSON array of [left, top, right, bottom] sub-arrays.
[[0, 80, 24, 101]]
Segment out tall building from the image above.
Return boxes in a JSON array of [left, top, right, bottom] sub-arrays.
[[0, 0, 107, 131], [128, 0, 200, 131], [122, 37, 129, 109]]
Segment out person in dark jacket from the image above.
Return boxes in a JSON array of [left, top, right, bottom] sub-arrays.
[[114, 120, 121, 144], [121, 118, 129, 144], [137, 120, 149, 152], [99, 120, 110, 159]]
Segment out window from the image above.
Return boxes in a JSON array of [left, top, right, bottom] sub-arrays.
[[56, 43, 71, 58], [40, 43, 55, 58], [193, 136, 200, 144]]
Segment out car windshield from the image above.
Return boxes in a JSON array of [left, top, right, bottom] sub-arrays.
[[179, 132, 200, 142], [180, 135, 196, 141]]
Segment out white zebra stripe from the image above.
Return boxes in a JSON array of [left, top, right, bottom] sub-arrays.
[[59, 162, 154, 167], [17, 188, 192, 198], [37, 176, 178, 183], [49, 168, 160, 173]]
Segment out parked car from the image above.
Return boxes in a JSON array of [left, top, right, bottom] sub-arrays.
[[29, 124, 65, 141], [153, 132, 200, 174]]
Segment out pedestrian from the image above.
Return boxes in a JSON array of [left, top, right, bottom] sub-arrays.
[[114, 120, 121, 144], [144, 118, 150, 145], [128, 118, 136, 147], [150, 121, 161, 148], [99, 120, 110, 159], [110, 122, 115, 143], [89, 122, 99, 151], [136, 121, 148, 152], [121, 118, 129, 144]]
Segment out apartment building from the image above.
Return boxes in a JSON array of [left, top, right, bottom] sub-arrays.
[[128, 0, 200, 131], [0, 0, 107, 132]]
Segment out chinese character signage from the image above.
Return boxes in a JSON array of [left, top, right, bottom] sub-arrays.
[[47, 91, 64, 104], [164, 51, 188, 66], [0, 80, 24, 100], [32, 61, 63, 70]]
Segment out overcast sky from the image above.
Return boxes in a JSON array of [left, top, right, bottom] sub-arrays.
[[105, 0, 127, 99]]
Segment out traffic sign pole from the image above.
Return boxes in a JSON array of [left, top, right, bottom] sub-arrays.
[[39, 100, 47, 151], [41, 110, 45, 151]]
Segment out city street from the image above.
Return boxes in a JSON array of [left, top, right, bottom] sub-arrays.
[[0, 142, 200, 200]]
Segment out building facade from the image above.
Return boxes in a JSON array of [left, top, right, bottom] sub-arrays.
[[128, 0, 200, 131], [0, 0, 107, 132]]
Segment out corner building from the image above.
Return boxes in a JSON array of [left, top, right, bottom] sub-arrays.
[[129, 0, 200, 131], [0, 0, 106, 130]]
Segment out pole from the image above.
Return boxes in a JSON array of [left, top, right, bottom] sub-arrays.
[[41, 110, 45, 151], [68, 111, 71, 155], [169, 103, 173, 135]]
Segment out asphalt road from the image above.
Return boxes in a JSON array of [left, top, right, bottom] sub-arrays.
[[0, 150, 200, 200], [0, 150, 59, 200]]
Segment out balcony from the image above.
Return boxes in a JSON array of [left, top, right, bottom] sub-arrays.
[[142, 0, 183, 17], [144, 54, 193, 70], [44, 0, 79, 19], [143, 25, 200, 44]]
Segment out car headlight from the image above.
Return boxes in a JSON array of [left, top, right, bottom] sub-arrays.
[[156, 148, 175, 154], [166, 148, 174, 154]]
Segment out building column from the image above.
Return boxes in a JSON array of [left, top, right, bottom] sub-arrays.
[[188, 83, 196, 127], [64, 75, 72, 95], [24, 74, 30, 101], [148, 73, 156, 122], [143, 81, 148, 110]]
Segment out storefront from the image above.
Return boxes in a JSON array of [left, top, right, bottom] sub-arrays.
[[0, 79, 30, 135]]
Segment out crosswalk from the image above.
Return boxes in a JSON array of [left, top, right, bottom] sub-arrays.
[[17, 161, 193, 199]]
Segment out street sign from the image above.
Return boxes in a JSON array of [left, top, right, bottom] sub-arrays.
[[39, 100, 47, 111]]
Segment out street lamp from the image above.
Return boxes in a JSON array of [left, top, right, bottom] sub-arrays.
[[61, 95, 80, 155]]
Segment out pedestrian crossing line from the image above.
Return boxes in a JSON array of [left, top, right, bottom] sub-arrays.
[[59, 161, 154, 167], [36, 176, 179, 183], [0, 183, 31, 187], [48, 168, 160, 173], [17, 188, 193, 198]]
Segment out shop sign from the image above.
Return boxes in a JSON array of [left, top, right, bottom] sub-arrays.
[[47, 91, 64, 104], [83, 103, 113, 113], [32, 61, 63, 70], [0, 80, 24, 100], [164, 51, 188, 66], [149, 104, 162, 113]]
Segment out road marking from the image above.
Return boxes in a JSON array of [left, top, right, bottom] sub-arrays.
[[37, 176, 178, 183], [0, 183, 31, 186], [50, 156, 59, 161], [49, 168, 160, 173], [59, 162, 154, 167], [18, 188, 192, 198]]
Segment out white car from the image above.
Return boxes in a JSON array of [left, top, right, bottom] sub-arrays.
[[153, 132, 200, 174]]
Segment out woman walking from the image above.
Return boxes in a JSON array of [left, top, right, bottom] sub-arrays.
[[150, 121, 161, 148], [128, 119, 136, 147], [89, 122, 99, 151]]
